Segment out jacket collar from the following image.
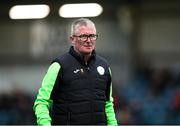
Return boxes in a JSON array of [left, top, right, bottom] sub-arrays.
[[69, 46, 96, 66]]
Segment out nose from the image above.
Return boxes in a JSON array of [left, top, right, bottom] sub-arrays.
[[86, 37, 91, 42]]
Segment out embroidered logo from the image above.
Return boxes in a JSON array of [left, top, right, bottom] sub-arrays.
[[73, 68, 84, 74], [97, 66, 105, 75], [73, 69, 80, 73]]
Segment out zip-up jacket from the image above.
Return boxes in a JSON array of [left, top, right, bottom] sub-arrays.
[[33, 46, 118, 125]]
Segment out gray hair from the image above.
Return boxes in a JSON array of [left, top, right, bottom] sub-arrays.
[[71, 18, 96, 35]]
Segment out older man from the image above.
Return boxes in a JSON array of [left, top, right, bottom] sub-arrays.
[[33, 18, 118, 125]]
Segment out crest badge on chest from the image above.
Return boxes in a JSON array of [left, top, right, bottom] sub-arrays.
[[97, 66, 105, 75]]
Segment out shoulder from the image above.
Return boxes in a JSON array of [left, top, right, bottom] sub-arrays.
[[51, 52, 72, 64], [96, 54, 110, 67]]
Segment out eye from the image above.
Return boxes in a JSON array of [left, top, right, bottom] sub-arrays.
[[89, 34, 96, 37], [79, 34, 88, 38], [79, 35, 88, 39], [89, 34, 98, 40]]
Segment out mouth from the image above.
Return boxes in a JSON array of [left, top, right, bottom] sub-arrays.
[[84, 45, 92, 49]]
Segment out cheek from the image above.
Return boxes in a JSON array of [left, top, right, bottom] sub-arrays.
[[74, 41, 83, 48], [92, 41, 96, 46]]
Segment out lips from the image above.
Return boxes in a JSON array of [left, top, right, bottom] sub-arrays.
[[83, 43, 92, 46], [84, 45, 93, 49]]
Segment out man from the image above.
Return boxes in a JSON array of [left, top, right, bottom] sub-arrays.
[[33, 18, 118, 125]]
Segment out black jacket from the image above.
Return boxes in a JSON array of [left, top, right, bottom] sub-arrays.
[[50, 46, 111, 125]]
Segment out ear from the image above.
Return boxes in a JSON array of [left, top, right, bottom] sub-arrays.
[[70, 36, 75, 44], [70, 36, 73, 41]]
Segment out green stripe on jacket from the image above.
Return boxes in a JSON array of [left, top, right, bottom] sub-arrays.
[[105, 67, 118, 126], [33, 62, 60, 126]]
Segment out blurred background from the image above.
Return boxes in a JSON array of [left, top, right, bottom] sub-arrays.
[[0, 0, 180, 125]]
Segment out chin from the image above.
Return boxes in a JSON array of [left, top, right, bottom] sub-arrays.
[[82, 51, 92, 55], [81, 49, 92, 55], [81, 46, 94, 54]]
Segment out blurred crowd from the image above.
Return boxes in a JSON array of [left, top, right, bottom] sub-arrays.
[[0, 64, 180, 125], [0, 90, 36, 125], [114, 61, 180, 125]]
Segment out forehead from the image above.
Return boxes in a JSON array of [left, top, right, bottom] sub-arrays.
[[75, 25, 96, 34]]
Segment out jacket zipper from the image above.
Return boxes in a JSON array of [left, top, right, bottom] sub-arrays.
[[67, 112, 70, 125]]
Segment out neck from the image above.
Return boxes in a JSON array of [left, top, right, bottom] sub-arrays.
[[84, 54, 91, 64], [73, 47, 91, 63]]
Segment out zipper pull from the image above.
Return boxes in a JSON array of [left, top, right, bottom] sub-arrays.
[[80, 68, 84, 73]]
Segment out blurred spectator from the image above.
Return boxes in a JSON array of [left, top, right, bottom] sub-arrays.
[[119, 60, 180, 125], [0, 90, 36, 125], [169, 72, 180, 124]]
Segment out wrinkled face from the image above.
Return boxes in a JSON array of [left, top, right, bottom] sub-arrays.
[[70, 25, 97, 55]]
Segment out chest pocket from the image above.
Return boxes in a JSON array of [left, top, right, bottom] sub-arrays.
[[94, 74, 109, 90]]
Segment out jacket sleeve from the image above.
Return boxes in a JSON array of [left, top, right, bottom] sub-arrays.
[[33, 62, 61, 126], [105, 67, 118, 126]]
